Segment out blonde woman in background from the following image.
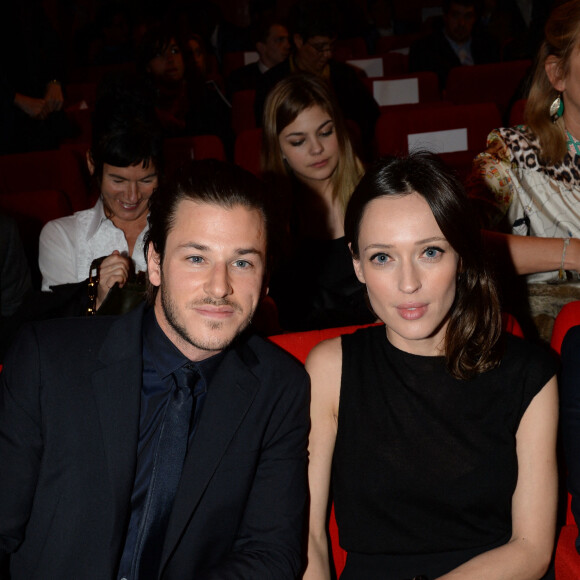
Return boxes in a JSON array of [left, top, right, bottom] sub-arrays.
[[261, 73, 375, 330]]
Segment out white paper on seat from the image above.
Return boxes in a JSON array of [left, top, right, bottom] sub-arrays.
[[373, 78, 419, 106], [346, 57, 384, 78], [244, 51, 259, 65], [407, 128, 468, 153]]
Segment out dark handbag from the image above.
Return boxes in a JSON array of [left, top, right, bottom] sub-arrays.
[[97, 278, 146, 315], [87, 256, 146, 316]]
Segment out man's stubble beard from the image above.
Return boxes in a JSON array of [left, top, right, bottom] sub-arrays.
[[159, 279, 254, 354]]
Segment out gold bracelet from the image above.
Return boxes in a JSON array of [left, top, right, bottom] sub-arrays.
[[557, 238, 571, 281]]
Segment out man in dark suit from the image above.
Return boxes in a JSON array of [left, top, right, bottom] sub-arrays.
[[226, 16, 290, 98], [0, 160, 310, 579], [409, 0, 500, 88]]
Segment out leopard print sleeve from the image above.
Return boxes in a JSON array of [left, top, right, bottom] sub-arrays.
[[466, 129, 515, 230]]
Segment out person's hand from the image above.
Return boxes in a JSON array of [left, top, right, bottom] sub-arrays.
[[13, 93, 48, 119], [96, 250, 132, 309], [43, 81, 64, 113]]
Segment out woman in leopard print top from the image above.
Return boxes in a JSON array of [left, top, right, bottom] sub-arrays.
[[467, 1, 580, 283]]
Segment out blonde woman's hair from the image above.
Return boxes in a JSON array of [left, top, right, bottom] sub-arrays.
[[526, 0, 580, 165], [261, 72, 364, 214]]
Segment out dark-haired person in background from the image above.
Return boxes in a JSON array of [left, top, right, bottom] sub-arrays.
[[0, 159, 309, 579], [254, 0, 380, 156], [409, 0, 500, 87], [38, 98, 162, 310], [226, 15, 290, 98], [138, 27, 233, 154]]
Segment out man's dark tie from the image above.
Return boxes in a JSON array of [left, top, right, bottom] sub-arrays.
[[133, 363, 198, 579]]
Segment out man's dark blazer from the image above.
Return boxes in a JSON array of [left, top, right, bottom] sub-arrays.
[[0, 304, 310, 579], [409, 28, 500, 88]]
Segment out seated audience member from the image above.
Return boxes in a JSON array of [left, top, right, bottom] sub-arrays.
[[467, 0, 580, 284], [364, 0, 398, 54], [138, 27, 233, 150], [0, 159, 309, 579], [0, 2, 68, 154], [254, 0, 380, 154], [409, 0, 499, 87], [39, 110, 162, 312], [560, 323, 580, 552], [261, 73, 376, 330], [305, 152, 558, 579], [478, 0, 551, 61], [226, 15, 290, 97], [0, 214, 31, 318], [183, 32, 227, 94], [87, 1, 134, 65]]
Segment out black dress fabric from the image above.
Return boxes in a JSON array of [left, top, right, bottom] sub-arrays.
[[333, 326, 556, 579]]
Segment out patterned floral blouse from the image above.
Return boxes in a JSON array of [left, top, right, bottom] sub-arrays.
[[467, 125, 580, 282]]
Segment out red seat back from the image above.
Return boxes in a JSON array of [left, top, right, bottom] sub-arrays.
[[509, 98, 527, 127], [231, 89, 257, 135], [0, 149, 90, 212], [366, 71, 440, 108], [444, 60, 531, 117], [375, 102, 502, 182], [234, 128, 263, 177], [163, 135, 226, 177]]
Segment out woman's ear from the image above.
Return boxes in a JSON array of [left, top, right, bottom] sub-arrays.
[[545, 55, 566, 92], [349, 243, 365, 284], [293, 33, 304, 50]]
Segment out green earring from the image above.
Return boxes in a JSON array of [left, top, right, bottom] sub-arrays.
[[550, 93, 564, 122]]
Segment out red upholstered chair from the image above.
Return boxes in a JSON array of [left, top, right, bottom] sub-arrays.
[[335, 37, 367, 59], [268, 313, 522, 577], [375, 102, 502, 183], [269, 324, 375, 577], [375, 34, 423, 55], [550, 301, 580, 579], [234, 128, 263, 177], [552, 302, 580, 355], [65, 82, 98, 110], [381, 52, 409, 76], [365, 71, 440, 109], [509, 98, 527, 127], [443, 60, 532, 118], [63, 108, 94, 145], [0, 149, 90, 212], [231, 89, 257, 135], [222, 51, 258, 79], [163, 135, 226, 177]]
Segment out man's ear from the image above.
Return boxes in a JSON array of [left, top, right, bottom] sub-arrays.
[[545, 55, 566, 92], [146, 242, 162, 288], [86, 150, 95, 175], [349, 243, 365, 284], [293, 33, 304, 50]]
